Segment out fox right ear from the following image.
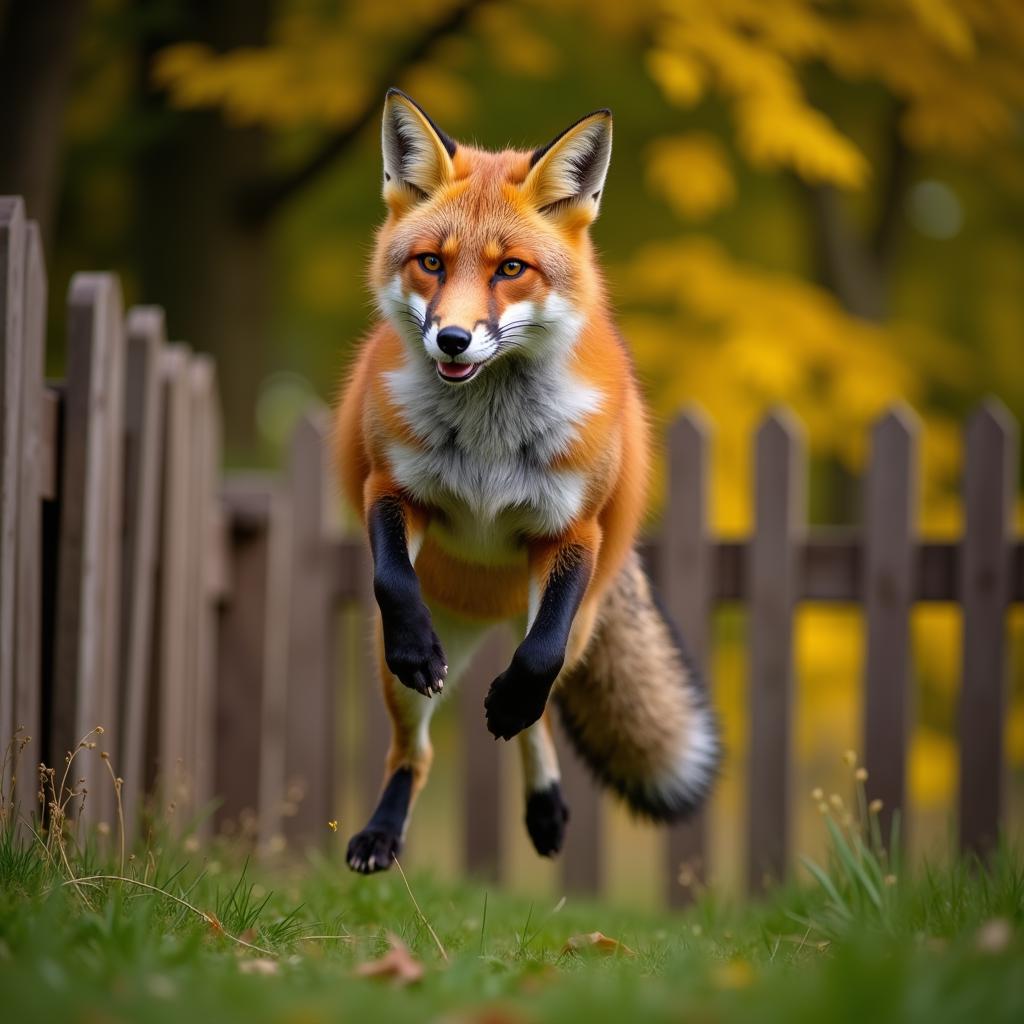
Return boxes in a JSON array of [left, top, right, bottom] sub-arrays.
[[381, 88, 456, 211]]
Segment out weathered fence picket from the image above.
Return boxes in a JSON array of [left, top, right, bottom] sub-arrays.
[[1, 194, 1022, 907], [13, 222, 45, 818], [53, 274, 125, 827], [863, 406, 918, 844], [283, 405, 337, 846], [661, 409, 713, 905], [461, 627, 511, 879], [959, 400, 1018, 858], [0, 197, 25, 783], [119, 308, 165, 832], [747, 411, 805, 893]]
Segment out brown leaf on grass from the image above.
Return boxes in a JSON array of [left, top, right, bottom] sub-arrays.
[[560, 931, 636, 958], [204, 911, 225, 936], [354, 933, 425, 986], [975, 918, 1013, 954], [238, 957, 279, 975]]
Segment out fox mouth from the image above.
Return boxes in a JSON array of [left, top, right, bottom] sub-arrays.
[[436, 360, 481, 384]]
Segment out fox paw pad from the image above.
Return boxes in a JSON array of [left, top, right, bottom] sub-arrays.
[[525, 783, 570, 857], [347, 828, 401, 874]]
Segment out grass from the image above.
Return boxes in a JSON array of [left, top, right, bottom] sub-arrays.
[[1, 739, 1023, 1023]]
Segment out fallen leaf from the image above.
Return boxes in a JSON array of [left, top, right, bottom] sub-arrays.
[[239, 957, 279, 975], [204, 912, 224, 936], [560, 931, 636, 958], [354, 933, 424, 986], [975, 918, 1013, 954], [712, 959, 755, 990]]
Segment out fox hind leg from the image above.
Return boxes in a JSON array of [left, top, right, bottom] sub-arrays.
[[518, 714, 569, 857], [347, 607, 489, 873]]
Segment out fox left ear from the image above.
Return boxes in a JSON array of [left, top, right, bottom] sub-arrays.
[[381, 88, 456, 209], [524, 110, 612, 223]]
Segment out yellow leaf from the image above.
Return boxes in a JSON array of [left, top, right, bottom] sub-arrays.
[[646, 134, 736, 219]]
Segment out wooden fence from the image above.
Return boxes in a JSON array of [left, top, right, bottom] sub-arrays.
[[2, 196, 1022, 905]]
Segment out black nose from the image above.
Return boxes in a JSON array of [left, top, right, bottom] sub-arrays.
[[437, 326, 472, 356]]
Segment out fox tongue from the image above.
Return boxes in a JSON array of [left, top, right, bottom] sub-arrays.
[[438, 361, 474, 379]]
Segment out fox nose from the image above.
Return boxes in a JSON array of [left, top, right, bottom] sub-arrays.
[[436, 326, 472, 357]]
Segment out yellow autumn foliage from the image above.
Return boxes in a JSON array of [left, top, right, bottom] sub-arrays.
[[646, 134, 735, 219]]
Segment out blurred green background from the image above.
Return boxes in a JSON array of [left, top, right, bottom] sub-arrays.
[[2, 0, 1021, 901]]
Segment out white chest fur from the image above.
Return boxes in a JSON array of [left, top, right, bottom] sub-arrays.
[[382, 310, 601, 553]]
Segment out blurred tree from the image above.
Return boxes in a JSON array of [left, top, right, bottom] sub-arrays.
[[0, 0, 88, 247], [132, 0, 487, 454]]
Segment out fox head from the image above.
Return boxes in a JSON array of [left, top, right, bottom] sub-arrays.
[[371, 88, 612, 385]]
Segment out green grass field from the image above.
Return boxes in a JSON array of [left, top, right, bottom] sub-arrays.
[[2, 793, 1023, 1024]]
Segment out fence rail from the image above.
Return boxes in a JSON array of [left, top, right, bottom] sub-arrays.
[[1, 196, 1021, 906]]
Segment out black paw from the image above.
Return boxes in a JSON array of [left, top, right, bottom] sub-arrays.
[[484, 653, 556, 740], [381, 603, 447, 697], [346, 827, 401, 874], [526, 783, 570, 857]]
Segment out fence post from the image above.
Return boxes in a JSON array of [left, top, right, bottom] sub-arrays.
[[661, 408, 713, 905], [863, 405, 918, 846], [747, 409, 805, 892], [0, 197, 25, 773], [148, 344, 193, 824], [216, 477, 291, 851], [958, 399, 1018, 858], [12, 222, 46, 822], [189, 355, 220, 834], [461, 626, 511, 880], [355, 537, 390, 824], [283, 405, 337, 847], [556, 714, 602, 894], [118, 308, 166, 835], [52, 274, 126, 828]]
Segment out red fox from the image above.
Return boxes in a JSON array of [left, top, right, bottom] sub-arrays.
[[334, 89, 719, 872]]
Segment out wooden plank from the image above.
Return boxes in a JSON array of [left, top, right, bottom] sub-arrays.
[[354, 535, 390, 822], [191, 356, 222, 836], [863, 405, 919, 845], [747, 410, 805, 892], [39, 388, 59, 501], [0, 197, 25, 779], [330, 536, 1022, 606], [52, 274, 125, 828], [118, 308, 166, 835], [13, 221, 46, 822], [958, 400, 1017, 858], [461, 626, 510, 880], [149, 345, 192, 821], [660, 409, 713, 905], [556, 713, 602, 894], [215, 478, 291, 850], [283, 405, 338, 847]]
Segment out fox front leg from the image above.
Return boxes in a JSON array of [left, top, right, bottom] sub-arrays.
[[367, 492, 447, 696], [484, 530, 597, 740]]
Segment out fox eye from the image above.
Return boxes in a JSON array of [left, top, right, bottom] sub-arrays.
[[418, 253, 444, 274], [497, 259, 526, 279]]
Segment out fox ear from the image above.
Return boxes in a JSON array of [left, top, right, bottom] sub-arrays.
[[524, 110, 612, 223], [382, 88, 456, 207]]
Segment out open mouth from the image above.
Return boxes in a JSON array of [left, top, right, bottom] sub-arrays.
[[436, 360, 481, 384]]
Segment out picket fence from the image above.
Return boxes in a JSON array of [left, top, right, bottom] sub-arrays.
[[2, 197, 1022, 905]]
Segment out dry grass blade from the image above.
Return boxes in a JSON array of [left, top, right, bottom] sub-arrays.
[[393, 856, 448, 962], [60, 874, 278, 957]]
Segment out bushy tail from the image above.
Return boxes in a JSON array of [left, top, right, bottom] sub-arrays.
[[555, 550, 720, 821]]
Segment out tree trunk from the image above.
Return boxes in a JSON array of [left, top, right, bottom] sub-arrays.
[[0, 0, 87, 246], [134, 0, 272, 459]]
